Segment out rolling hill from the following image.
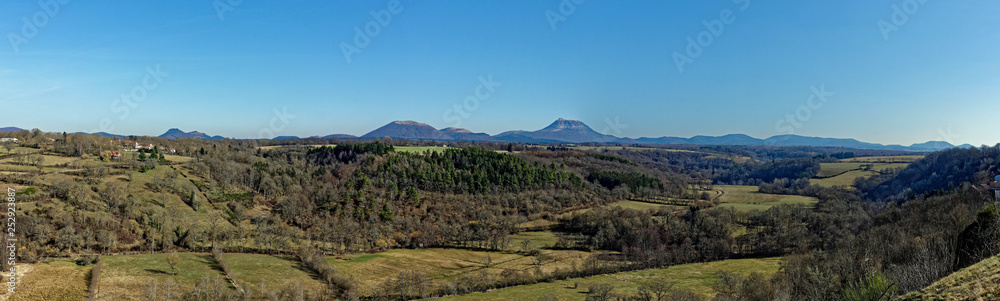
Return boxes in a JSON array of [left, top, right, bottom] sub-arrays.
[[7, 120, 973, 152], [158, 128, 225, 140]]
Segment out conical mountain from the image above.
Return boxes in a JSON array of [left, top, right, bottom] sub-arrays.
[[496, 118, 620, 143], [361, 121, 452, 140]]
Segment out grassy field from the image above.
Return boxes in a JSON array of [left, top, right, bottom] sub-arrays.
[[811, 170, 872, 187], [509, 231, 561, 251], [900, 254, 1000, 300], [438, 257, 783, 300], [716, 185, 818, 212], [811, 162, 909, 188], [840, 155, 924, 163], [97, 252, 227, 300], [15, 253, 331, 300], [0, 164, 61, 172], [610, 200, 678, 211], [394, 146, 452, 153], [163, 154, 194, 163], [222, 253, 326, 293], [7, 260, 90, 301], [327, 248, 591, 296], [816, 162, 866, 177]]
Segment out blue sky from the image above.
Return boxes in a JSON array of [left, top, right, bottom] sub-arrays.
[[1, 1, 998, 146]]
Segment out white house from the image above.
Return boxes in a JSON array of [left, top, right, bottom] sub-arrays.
[[0, 138, 18, 143]]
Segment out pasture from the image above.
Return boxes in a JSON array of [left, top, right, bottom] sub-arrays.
[[716, 185, 818, 212], [327, 248, 591, 296], [96, 253, 225, 300], [438, 257, 783, 300], [811, 162, 910, 188]]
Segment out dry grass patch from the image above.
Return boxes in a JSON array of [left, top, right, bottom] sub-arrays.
[[901, 255, 1000, 300], [9, 260, 88, 301]]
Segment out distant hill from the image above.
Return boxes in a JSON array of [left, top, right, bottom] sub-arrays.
[[7, 121, 975, 152], [634, 133, 962, 152], [688, 134, 765, 146], [88, 132, 126, 139], [440, 127, 493, 141], [496, 118, 621, 143], [319, 134, 359, 139], [159, 128, 225, 140], [906, 141, 959, 152], [361, 121, 452, 140], [0, 127, 24, 133], [347, 119, 968, 151], [763, 135, 885, 149]]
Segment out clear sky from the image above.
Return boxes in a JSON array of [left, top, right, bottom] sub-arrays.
[[1, 1, 998, 146]]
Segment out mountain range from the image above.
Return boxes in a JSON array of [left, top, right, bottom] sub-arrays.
[[0, 120, 975, 152], [344, 118, 973, 152]]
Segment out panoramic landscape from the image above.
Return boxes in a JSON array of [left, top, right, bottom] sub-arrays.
[[3, 1, 1000, 301]]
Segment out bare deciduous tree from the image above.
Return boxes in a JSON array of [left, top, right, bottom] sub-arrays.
[[166, 251, 180, 275]]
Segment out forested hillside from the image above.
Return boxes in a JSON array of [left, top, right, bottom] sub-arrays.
[[1, 130, 998, 300]]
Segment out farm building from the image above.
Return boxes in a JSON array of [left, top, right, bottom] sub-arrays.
[[0, 138, 18, 143], [991, 175, 1000, 200]]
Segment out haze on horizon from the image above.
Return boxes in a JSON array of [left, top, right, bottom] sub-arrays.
[[1, 1, 998, 146]]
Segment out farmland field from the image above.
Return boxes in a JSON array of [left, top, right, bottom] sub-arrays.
[[96, 253, 226, 300], [394, 146, 452, 153], [815, 162, 866, 177], [811, 162, 910, 188], [437, 257, 783, 300], [221, 253, 326, 293], [610, 200, 678, 211], [716, 185, 817, 212], [840, 155, 924, 163], [0, 154, 80, 166], [327, 248, 590, 295]]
